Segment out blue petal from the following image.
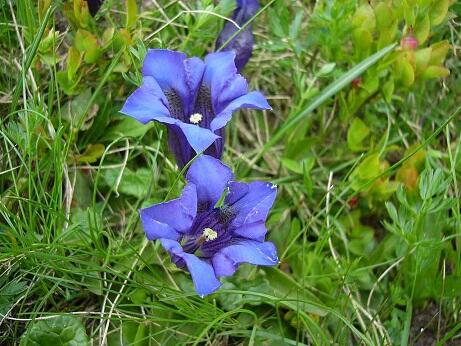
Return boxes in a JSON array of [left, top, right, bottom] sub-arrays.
[[176, 122, 220, 154], [214, 75, 248, 114], [140, 184, 197, 240], [160, 239, 222, 297], [232, 222, 267, 241], [142, 49, 205, 115], [120, 76, 172, 124], [210, 91, 271, 131], [186, 155, 234, 208], [167, 124, 195, 169], [203, 52, 241, 108], [225, 181, 277, 232], [212, 240, 278, 277]]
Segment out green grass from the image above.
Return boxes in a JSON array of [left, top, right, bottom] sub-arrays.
[[1, 0, 460, 345]]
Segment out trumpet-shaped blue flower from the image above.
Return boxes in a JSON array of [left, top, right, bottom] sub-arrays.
[[140, 155, 278, 296], [216, 0, 260, 72], [121, 49, 270, 167]]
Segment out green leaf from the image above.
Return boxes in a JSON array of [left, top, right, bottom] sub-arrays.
[[67, 47, 82, 81], [396, 58, 415, 86], [421, 66, 450, 79], [21, 315, 89, 346], [403, 2, 416, 26], [352, 4, 376, 32], [3, 280, 27, 295], [414, 47, 432, 75], [103, 168, 152, 198], [125, 0, 138, 29], [57, 71, 80, 95], [414, 14, 430, 44], [62, 89, 92, 124], [353, 28, 373, 55], [77, 144, 105, 163], [281, 158, 302, 174], [374, 2, 393, 32], [104, 116, 155, 140], [73, 0, 92, 28], [357, 154, 381, 180], [75, 29, 101, 64], [317, 62, 336, 76], [430, 0, 449, 25], [383, 77, 394, 102], [347, 117, 370, 152], [429, 40, 450, 65]]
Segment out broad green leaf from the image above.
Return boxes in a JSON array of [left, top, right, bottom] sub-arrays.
[[357, 154, 381, 180], [281, 158, 302, 174], [429, 40, 450, 65], [103, 168, 152, 198], [67, 46, 82, 81], [125, 0, 138, 29], [383, 77, 394, 102], [20, 315, 89, 346], [317, 62, 336, 76], [62, 89, 92, 124], [352, 4, 376, 32], [374, 3, 393, 31], [347, 117, 370, 152], [421, 66, 450, 79], [430, 0, 449, 25], [414, 47, 432, 74], [414, 14, 430, 44], [353, 28, 373, 55], [396, 58, 415, 86], [57, 71, 79, 95], [77, 144, 105, 163], [75, 29, 101, 64], [73, 0, 91, 28], [403, 2, 416, 26], [104, 116, 155, 140]]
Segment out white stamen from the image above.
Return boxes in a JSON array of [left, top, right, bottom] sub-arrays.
[[189, 113, 203, 124], [202, 228, 218, 241]]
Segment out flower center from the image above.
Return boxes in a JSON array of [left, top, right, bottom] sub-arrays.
[[189, 113, 203, 124], [202, 227, 218, 241]]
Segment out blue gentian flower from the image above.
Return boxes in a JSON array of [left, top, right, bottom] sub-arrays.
[[140, 155, 278, 297], [121, 49, 270, 168], [216, 0, 260, 72]]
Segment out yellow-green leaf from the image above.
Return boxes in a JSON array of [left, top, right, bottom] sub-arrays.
[[347, 117, 370, 152], [414, 47, 432, 75], [73, 0, 91, 28], [352, 4, 376, 32], [353, 28, 373, 56], [396, 58, 415, 86], [421, 66, 450, 79], [429, 40, 450, 65], [414, 15, 430, 44], [383, 78, 394, 102], [77, 144, 105, 163], [67, 46, 82, 80], [430, 0, 449, 25], [125, 0, 138, 29], [75, 29, 101, 63], [357, 154, 381, 180], [374, 3, 393, 32]]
